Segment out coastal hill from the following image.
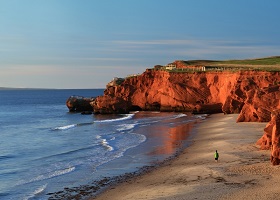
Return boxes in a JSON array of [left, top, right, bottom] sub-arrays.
[[66, 56, 280, 164]]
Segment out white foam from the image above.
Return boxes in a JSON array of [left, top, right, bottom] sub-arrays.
[[49, 166, 75, 178], [33, 184, 47, 195], [94, 114, 134, 123], [116, 123, 137, 131], [195, 114, 208, 120], [91, 133, 147, 172], [114, 133, 146, 157], [23, 184, 47, 200], [130, 111, 139, 114], [101, 139, 107, 144], [106, 145, 114, 151], [135, 133, 146, 143], [100, 139, 114, 151], [18, 166, 75, 185], [53, 124, 77, 130], [173, 113, 187, 119]]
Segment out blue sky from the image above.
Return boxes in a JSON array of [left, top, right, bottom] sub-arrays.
[[1, 0, 280, 89]]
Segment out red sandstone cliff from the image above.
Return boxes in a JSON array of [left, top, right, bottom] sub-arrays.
[[237, 85, 280, 122], [92, 69, 280, 123], [88, 67, 280, 164], [257, 110, 280, 165]]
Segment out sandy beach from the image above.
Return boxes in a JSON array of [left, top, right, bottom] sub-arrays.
[[92, 113, 280, 200]]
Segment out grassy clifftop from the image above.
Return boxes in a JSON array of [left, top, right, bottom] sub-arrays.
[[181, 56, 280, 65], [177, 56, 280, 71], [213, 56, 280, 65]]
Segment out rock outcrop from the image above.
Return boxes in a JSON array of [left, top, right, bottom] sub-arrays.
[[91, 69, 280, 121], [66, 96, 95, 112], [257, 110, 280, 165], [237, 85, 280, 122]]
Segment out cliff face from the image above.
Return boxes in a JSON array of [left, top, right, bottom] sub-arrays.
[[237, 85, 280, 122], [257, 110, 280, 165], [92, 69, 280, 123], [89, 68, 280, 164]]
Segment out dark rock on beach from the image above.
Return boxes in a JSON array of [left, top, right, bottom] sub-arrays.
[[66, 96, 95, 112]]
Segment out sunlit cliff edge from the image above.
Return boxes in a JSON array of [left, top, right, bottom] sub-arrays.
[[67, 57, 280, 164]]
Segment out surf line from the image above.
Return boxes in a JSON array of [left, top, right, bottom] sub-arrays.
[[53, 122, 94, 130]]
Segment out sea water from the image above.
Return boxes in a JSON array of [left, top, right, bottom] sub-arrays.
[[0, 89, 206, 199]]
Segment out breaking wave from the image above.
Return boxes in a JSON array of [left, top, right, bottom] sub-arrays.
[[195, 114, 208, 120], [17, 167, 75, 185], [53, 124, 77, 130], [173, 113, 187, 119], [52, 122, 94, 130], [116, 123, 137, 132], [94, 114, 134, 123], [100, 139, 114, 151], [52, 114, 134, 131], [24, 184, 47, 200]]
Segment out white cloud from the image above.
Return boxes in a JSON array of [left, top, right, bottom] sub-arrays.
[[107, 38, 280, 59]]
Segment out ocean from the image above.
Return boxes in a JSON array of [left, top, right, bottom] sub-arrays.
[[0, 89, 206, 200]]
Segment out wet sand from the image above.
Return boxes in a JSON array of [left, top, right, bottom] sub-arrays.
[[92, 113, 280, 200]]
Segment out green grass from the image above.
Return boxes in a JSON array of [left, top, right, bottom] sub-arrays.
[[213, 56, 280, 65], [150, 56, 280, 73], [175, 56, 280, 72], [178, 56, 280, 66], [180, 60, 218, 65]]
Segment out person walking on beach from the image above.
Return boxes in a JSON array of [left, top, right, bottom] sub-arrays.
[[214, 150, 219, 162]]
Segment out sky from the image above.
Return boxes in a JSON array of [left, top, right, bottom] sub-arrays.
[[1, 0, 280, 89]]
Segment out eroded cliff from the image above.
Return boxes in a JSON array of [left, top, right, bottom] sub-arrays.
[[92, 69, 280, 123], [67, 66, 280, 164], [257, 110, 280, 165]]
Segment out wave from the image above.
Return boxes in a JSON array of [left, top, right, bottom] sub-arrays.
[[91, 133, 147, 171], [130, 111, 139, 114], [134, 133, 146, 144], [173, 113, 187, 119], [53, 124, 77, 130], [52, 114, 134, 130], [195, 114, 208, 120], [116, 123, 137, 132], [94, 114, 134, 123], [23, 184, 47, 200], [18, 167, 75, 185], [52, 122, 94, 131], [100, 139, 114, 151]]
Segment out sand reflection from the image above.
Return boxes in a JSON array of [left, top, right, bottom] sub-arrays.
[[148, 123, 193, 156]]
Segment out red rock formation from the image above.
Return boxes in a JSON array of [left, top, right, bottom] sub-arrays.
[[257, 110, 280, 165], [237, 85, 280, 122], [92, 69, 280, 121], [87, 67, 280, 164]]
